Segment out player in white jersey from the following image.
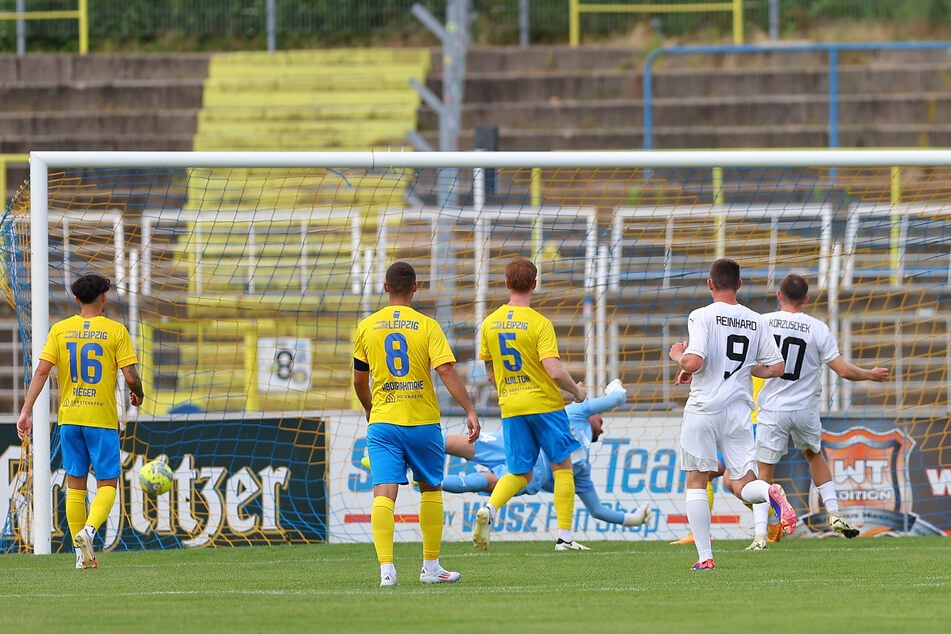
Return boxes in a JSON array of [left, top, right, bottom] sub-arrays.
[[754, 273, 889, 544], [668, 259, 794, 570]]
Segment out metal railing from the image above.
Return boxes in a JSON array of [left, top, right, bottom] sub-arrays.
[[0, 0, 88, 54], [569, 0, 744, 47], [642, 40, 951, 150]]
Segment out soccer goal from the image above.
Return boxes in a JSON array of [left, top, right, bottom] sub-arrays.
[[2, 149, 949, 555]]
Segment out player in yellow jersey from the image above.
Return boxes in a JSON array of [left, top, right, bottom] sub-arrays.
[[473, 256, 587, 552], [353, 261, 480, 587], [16, 273, 144, 569]]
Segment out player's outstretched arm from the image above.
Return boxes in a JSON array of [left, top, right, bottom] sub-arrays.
[[584, 389, 627, 414], [827, 356, 890, 382]]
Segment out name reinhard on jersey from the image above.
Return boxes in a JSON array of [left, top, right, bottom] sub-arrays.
[[683, 302, 783, 414]]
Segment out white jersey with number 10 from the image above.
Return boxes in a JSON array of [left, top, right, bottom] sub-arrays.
[[756, 310, 840, 411]]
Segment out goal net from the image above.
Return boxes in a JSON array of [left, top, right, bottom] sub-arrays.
[[2, 150, 948, 554]]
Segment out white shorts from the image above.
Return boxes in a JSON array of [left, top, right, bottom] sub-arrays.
[[680, 401, 757, 480], [756, 406, 823, 464]]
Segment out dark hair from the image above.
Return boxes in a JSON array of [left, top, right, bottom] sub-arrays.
[[385, 261, 416, 294], [505, 256, 537, 293], [709, 258, 741, 291], [71, 273, 111, 304], [779, 273, 808, 303]]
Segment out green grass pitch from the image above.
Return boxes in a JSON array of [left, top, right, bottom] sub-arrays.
[[1, 537, 947, 633]]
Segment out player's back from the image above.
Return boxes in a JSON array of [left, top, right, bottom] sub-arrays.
[[684, 301, 781, 414], [354, 304, 451, 425], [758, 310, 840, 410], [479, 304, 564, 417], [45, 314, 136, 427]]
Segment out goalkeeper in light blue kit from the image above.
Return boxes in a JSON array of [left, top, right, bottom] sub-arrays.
[[442, 379, 653, 531]]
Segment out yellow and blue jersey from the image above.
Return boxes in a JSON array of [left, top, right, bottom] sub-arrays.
[[40, 314, 138, 429], [479, 304, 564, 417], [353, 305, 454, 426]]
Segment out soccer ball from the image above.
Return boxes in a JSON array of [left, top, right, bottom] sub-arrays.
[[139, 458, 174, 496]]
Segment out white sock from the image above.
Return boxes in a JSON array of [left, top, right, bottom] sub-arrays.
[[817, 481, 840, 514], [557, 529, 573, 542], [484, 503, 497, 521], [686, 488, 713, 561], [752, 502, 769, 538], [380, 563, 396, 578], [740, 480, 770, 504], [422, 559, 441, 574]]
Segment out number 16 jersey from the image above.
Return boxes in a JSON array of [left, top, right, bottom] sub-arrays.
[[41, 314, 138, 429], [682, 301, 783, 414]]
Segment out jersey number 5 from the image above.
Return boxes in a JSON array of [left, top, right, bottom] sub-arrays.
[[497, 333, 523, 371]]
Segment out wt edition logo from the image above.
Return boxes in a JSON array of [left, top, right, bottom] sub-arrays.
[[803, 427, 944, 536]]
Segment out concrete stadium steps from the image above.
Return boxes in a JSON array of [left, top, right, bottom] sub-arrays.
[[0, 53, 210, 83], [0, 53, 207, 200], [422, 46, 951, 151], [0, 82, 204, 111], [0, 110, 198, 136], [197, 102, 418, 124], [419, 93, 951, 134], [196, 48, 428, 150], [192, 49, 428, 212], [182, 167, 412, 212]]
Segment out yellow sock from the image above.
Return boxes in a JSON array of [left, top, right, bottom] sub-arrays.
[[419, 490, 443, 561], [65, 488, 87, 545], [553, 468, 576, 531], [706, 481, 715, 510], [371, 496, 396, 565], [86, 485, 116, 531], [488, 473, 528, 511]]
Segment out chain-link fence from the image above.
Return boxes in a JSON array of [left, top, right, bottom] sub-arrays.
[[2, 1, 951, 52]]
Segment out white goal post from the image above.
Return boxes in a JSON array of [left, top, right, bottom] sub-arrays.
[[18, 149, 951, 554]]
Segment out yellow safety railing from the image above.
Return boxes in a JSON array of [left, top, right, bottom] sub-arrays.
[[1, 154, 29, 206], [569, 0, 744, 47], [0, 0, 89, 54]]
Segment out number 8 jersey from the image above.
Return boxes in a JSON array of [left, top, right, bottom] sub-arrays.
[[682, 301, 783, 414], [353, 305, 455, 426], [41, 314, 138, 429]]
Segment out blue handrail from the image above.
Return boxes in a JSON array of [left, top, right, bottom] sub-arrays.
[[643, 41, 951, 150]]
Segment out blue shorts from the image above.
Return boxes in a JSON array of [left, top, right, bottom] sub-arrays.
[[59, 424, 121, 480], [366, 422, 445, 488], [502, 409, 580, 475]]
